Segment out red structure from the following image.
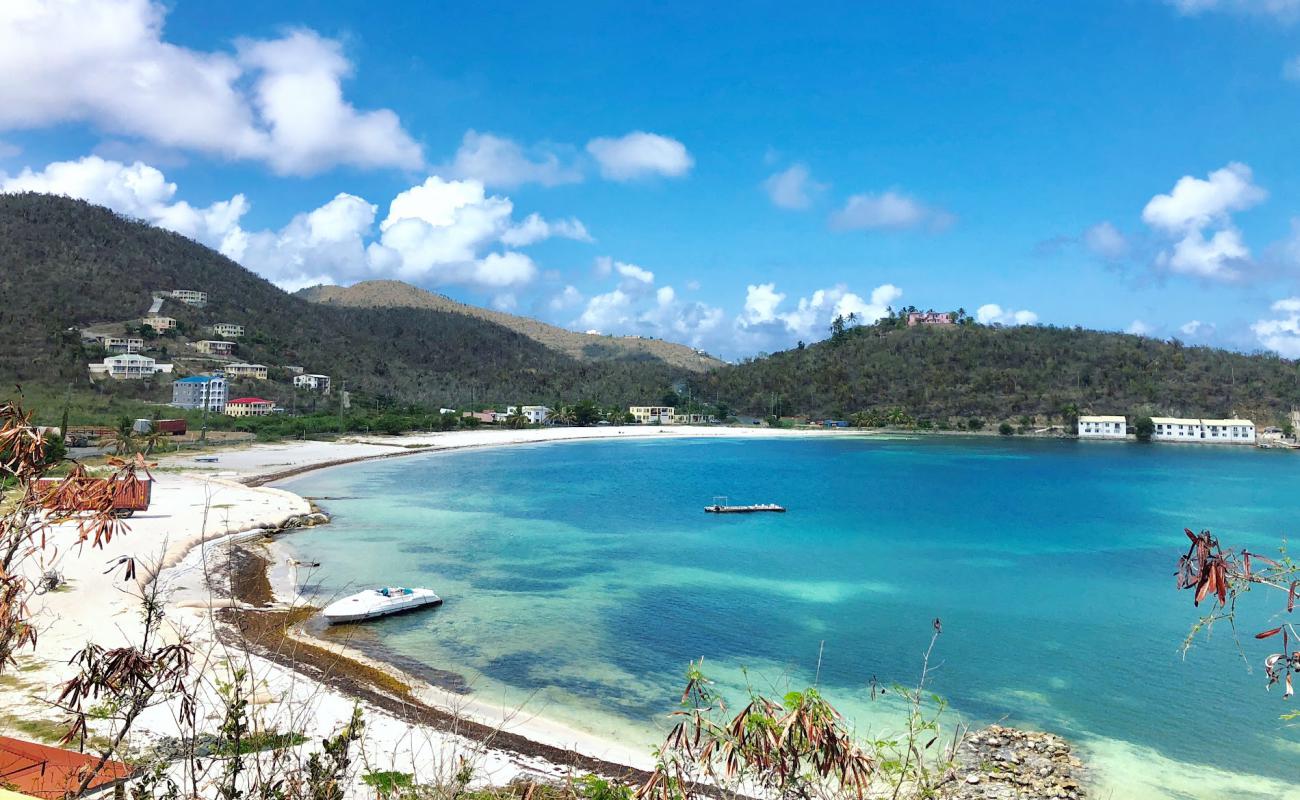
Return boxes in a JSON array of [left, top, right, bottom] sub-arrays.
[[0, 736, 131, 798]]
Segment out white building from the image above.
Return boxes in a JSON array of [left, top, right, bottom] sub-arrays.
[[95, 335, 145, 354], [630, 405, 675, 424], [293, 373, 331, 392], [90, 354, 173, 380], [1078, 415, 1126, 439], [211, 323, 244, 338], [170, 289, 208, 306], [505, 405, 550, 424], [171, 375, 227, 412], [1152, 417, 1256, 444]]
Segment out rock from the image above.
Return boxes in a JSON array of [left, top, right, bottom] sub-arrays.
[[966, 774, 981, 784], [938, 725, 1087, 800]]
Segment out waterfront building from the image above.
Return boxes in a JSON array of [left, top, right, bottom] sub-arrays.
[[630, 405, 675, 424], [1151, 417, 1256, 444], [293, 373, 331, 392], [171, 375, 227, 412], [195, 340, 236, 356], [505, 405, 551, 424], [169, 289, 208, 306], [1078, 415, 1127, 439], [89, 354, 173, 379], [225, 397, 274, 417], [907, 311, 955, 327], [222, 363, 268, 380], [211, 323, 244, 338]]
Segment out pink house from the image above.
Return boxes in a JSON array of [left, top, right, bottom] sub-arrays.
[[462, 411, 497, 423], [907, 311, 954, 327]]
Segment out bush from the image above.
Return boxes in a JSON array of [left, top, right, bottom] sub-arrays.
[[966, 417, 985, 430], [998, 421, 1014, 436], [1134, 415, 1154, 442]]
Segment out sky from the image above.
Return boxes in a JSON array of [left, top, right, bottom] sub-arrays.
[[4, 1, 1300, 360]]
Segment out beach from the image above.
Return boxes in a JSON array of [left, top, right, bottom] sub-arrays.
[[6, 425, 838, 793]]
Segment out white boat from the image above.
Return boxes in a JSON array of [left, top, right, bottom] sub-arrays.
[[321, 587, 442, 624]]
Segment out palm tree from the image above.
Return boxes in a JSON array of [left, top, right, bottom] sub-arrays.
[[549, 406, 576, 426], [140, 430, 169, 455], [102, 429, 138, 456]]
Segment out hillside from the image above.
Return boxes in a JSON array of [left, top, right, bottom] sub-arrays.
[[297, 280, 724, 372], [696, 318, 1300, 425], [0, 193, 688, 408]]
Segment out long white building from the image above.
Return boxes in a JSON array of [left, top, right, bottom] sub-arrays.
[[1152, 417, 1255, 444], [1078, 415, 1126, 439]]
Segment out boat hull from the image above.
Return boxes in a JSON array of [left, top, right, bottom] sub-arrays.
[[321, 588, 442, 624]]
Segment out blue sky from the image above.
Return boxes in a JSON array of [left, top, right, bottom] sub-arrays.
[[4, 1, 1300, 359]]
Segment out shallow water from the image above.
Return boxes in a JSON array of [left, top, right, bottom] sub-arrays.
[[278, 436, 1300, 799]]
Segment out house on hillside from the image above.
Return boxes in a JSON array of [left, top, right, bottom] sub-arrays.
[[171, 375, 227, 412], [630, 405, 674, 424], [907, 311, 954, 327], [1078, 415, 1127, 439], [293, 373, 331, 392], [93, 335, 145, 354], [1152, 417, 1255, 444], [143, 315, 176, 332], [226, 397, 274, 417], [222, 363, 268, 380], [195, 340, 236, 356], [169, 289, 207, 306], [211, 323, 244, 338], [90, 354, 173, 380]]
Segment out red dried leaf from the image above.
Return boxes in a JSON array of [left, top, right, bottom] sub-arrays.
[[1257, 627, 1284, 639]]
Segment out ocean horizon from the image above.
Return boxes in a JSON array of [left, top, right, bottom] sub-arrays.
[[277, 435, 1300, 800]]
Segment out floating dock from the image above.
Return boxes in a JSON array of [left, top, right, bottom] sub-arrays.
[[704, 503, 786, 513]]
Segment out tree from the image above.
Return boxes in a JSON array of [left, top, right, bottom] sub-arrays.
[[504, 409, 529, 429], [1134, 415, 1154, 442], [572, 400, 601, 426], [998, 421, 1015, 435], [829, 314, 847, 345]]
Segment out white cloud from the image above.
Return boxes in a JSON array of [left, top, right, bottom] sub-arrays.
[[616, 261, 654, 285], [585, 132, 693, 180], [2, 155, 591, 292], [442, 130, 583, 189], [576, 289, 633, 331], [1252, 298, 1300, 357], [548, 285, 583, 311], [735, 281, 901, 352], [830, 191, 954, 232], [0, 1, 421, 176], [500, 213, 592, 247], [1180, 319, 1215, 337], [1084, 221, 1129, 260], [762, 163, 825, 210], [1142, 163, 1265, 281], [1167, 0, 1300, 19], [1127, 320, 1154, 336], [976, 304, 1039, 326], [742, 283, 787, 325]]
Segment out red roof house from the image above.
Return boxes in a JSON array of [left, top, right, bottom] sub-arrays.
[[0, 736, 131, 798]]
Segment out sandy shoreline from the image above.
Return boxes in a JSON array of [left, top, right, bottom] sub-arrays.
[[4, 425, 849, 793]]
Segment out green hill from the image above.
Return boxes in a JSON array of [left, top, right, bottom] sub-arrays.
[[695, 316, 1300, 426], [0, 193, 689, 413]]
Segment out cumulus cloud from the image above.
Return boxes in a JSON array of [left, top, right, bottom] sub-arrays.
[[585, 132, 693, 180], [1180, 319, 1216, 338], [1252, 298, 1300, 357], [0, 1, 421, 176], [737, 282, 901, 346], [976, 304, 1039, 326], [1142, 162, 1265, 281], [442, 130, 583, 189], [1127, 320, 1154, 336], [2, 155, 590, 292], [830, 191, 953, 232], [762, 163, 825, 210], [548, 285, 584, 312], [1083, 221, 1130, 260]]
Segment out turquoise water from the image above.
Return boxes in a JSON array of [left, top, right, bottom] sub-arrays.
[[278, 436, 1300, 799]]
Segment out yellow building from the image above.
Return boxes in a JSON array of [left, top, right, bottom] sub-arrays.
[[222, 363, 268, 380], [630, 405, 674, 424], [225, 397, 274, 417]]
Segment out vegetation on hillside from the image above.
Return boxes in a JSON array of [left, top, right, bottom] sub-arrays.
[[0, 194, 688, 411], [698, 313, 1300, 424]]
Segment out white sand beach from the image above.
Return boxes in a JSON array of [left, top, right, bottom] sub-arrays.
[[4, 425, 852, 794]]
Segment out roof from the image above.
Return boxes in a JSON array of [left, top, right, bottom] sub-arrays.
[[1152, 417, 1255, 426], [0, 736, 130, 798], [175, 375, 219, 383], [225, 363, 266, 368], [228, 397, 271, 404], [1079, 415, 1125, 422]]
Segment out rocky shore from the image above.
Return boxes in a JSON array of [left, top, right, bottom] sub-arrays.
[[942, 725, 1086, 799]]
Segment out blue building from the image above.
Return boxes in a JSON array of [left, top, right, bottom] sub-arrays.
[[171, 375, 227, 412]]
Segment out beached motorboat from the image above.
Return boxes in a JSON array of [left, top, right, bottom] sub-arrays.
[[321, 587, 442, 624]]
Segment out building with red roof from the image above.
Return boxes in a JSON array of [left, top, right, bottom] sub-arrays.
[[225, 397, 275, 417], [0, 736, 130, 798]]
